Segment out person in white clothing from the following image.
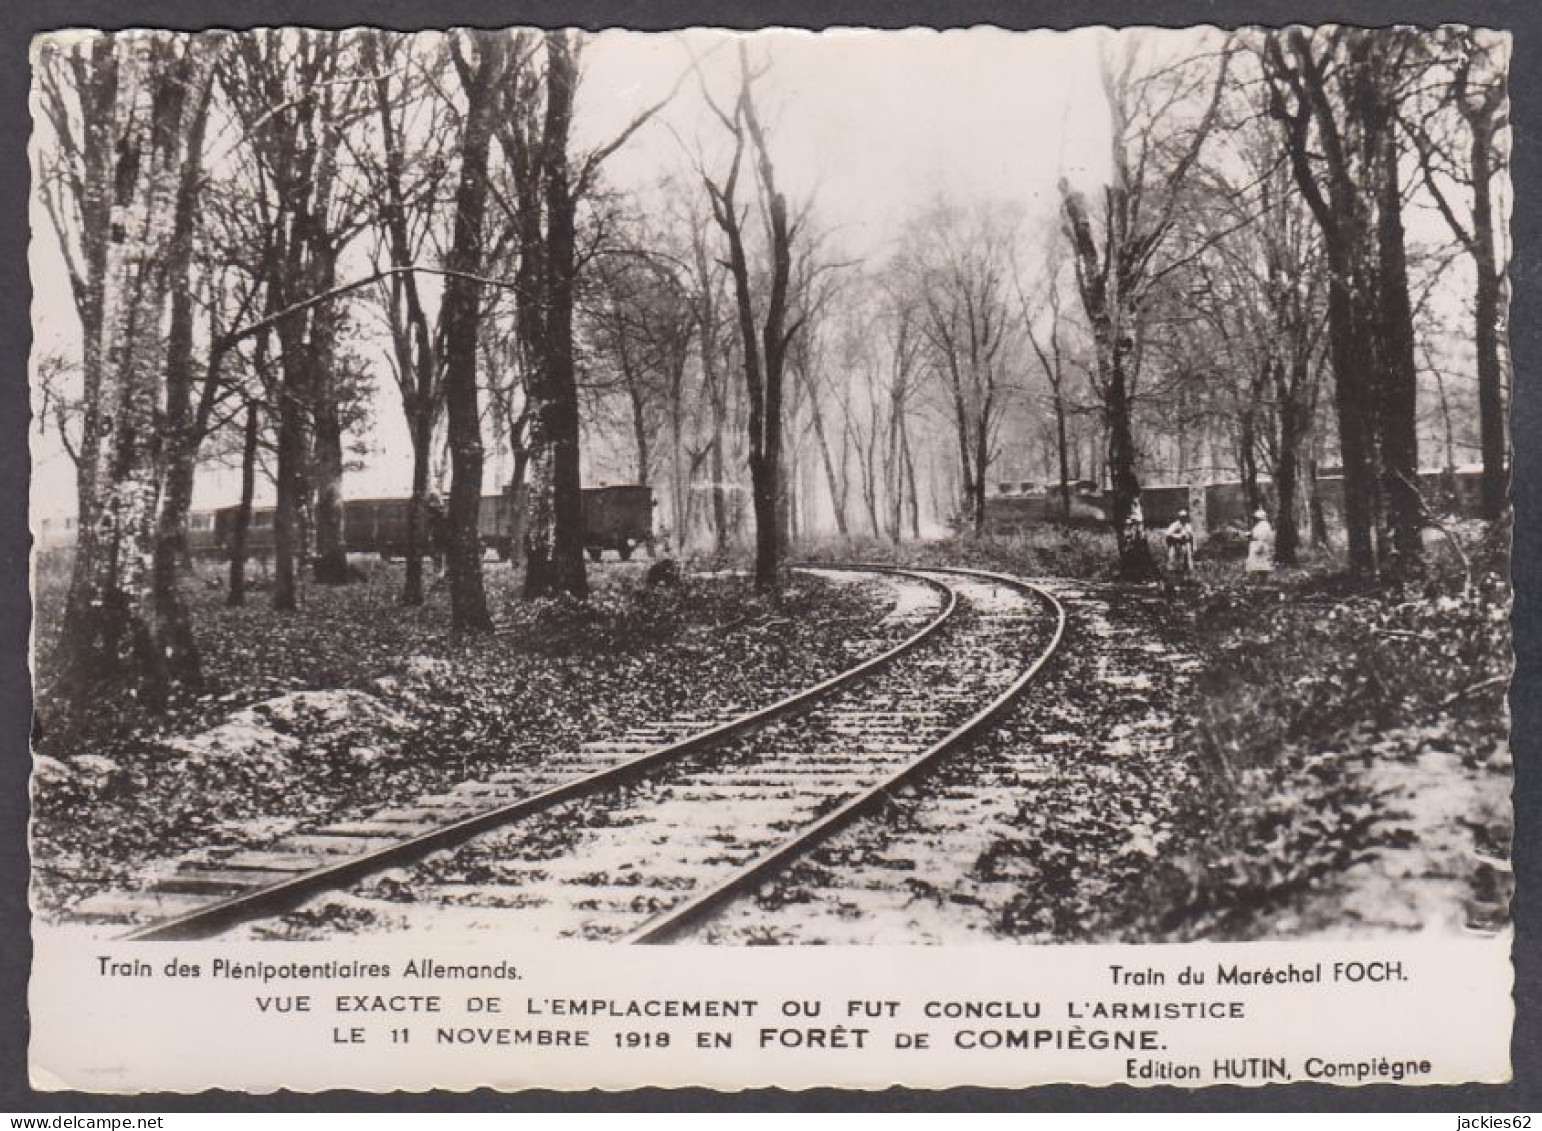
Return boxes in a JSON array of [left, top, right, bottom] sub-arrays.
[[1246, 508, 1275, 579]]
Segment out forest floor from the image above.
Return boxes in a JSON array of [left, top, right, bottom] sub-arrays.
[[28, 558, 916, 918], [28, 526, 1514, 941], [875, 523, 1515, 942], [1138, 542, 1514, 941]]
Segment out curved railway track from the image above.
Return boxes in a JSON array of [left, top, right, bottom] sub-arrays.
[[120, 565, 1063, 944]]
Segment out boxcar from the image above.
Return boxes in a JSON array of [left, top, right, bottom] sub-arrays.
[[344, 497, 422, 559], [479, 491, 519, 559], [582, 485, 655, 561], [1134, 483, 1200, 528], [983, 492, 1056, 537], [983, 485, 1105, 536]]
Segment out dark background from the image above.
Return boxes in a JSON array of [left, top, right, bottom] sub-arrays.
[[1, 0, 1536, 1113]]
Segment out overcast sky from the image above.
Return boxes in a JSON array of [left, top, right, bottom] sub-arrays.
[[580, 27, 1113, 255]]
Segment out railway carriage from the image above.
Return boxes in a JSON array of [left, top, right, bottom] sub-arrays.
[[983, 467, 1486, 541], [203, 485, 656, 564], [581, 485, 656, 561], [479, 492, 518, 559], [981, 483, 1105, 537], [211, 504, 275, 557], [1136, 483, 1201, 529], [342, 497, 426, 559]]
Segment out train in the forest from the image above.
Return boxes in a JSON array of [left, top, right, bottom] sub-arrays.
[[980, 466, 1489, 539], [37, 485, 657, 563]]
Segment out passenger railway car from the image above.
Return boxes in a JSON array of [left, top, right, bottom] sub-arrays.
[[187, 508, 221, 556]]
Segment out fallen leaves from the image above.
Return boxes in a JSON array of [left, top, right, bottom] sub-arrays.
[[31, 562, 909, 917]]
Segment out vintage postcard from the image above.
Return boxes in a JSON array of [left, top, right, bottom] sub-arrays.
[[26, 24, 1515, 1093]]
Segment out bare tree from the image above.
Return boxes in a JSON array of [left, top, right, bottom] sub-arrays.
[[354, 31, 454, 605], [222, 30, 367, 606], [696, 45, 808, 591], [1017, 253, 1075, 520], [494, 31, 681, 598], [685, 207, 737, 554], [437, 30, 517, 632], [1209, 135, 1328, 564], [1263, 27, 1426, 577], [906, 200, 1017, 536], [1404, 28, 1510, 520], [53, 33, 220, 706], [1060, 35, 1231, 579], [34, 37, 118, 535], [584, 221, 695, 504], [31, 352, 86, 472], [790, 301, 851, 540]]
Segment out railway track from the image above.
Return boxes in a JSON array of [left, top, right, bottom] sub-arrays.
[[116, 565, 1063, 944]]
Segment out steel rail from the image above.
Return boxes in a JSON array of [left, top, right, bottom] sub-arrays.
[[122, 567, 958, 942], [624, 565, 1066, 945]]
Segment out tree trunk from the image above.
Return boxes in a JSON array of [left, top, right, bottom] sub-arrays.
[[1470, 118, 1507, 519], [150, 70, 212, 679], [886, 404, 904, 544], [1371, 115, 1423, 575], [311, 362, 350, 584], [971, 419, 989, 535], [272, 350, 310, 612], [1106, 357, 1156, 579], [903, 427, 921, 540], [669, 383, 685, 545], [749, 450, 779, 588], [508, 445, 530, 564], [57, 38, 207, 708], [711, 424, 728, 555], [805, 380, 849, 539], [439, 34, 504, 632], [402, 411, 433, 606], [1054, 390, 1071, 520], [1239, 406, 1261, 517], [1060, 180, 1157, 581], [1275, 388, 1306, 566], [307, 210, 349, 584], [522, 34, 589, 601], [38, 36, 117, 564], [629, 381, 651, 485], [1267, 31, 1383, 576], [1324, 256, 1380, 575], [227, 400, 259, 607], [701, 48, 796, 593], [1307, 452, 1330, 548]]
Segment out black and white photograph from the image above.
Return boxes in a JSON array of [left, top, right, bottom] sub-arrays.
[[20, 19, 1522, 1093]]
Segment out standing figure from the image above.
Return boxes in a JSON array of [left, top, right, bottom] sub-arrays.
[[1164, 509, 1195, 578], [1246, 508, 1275, 581], [425, 493, 448, 574], [1124, 498, 1146, 555]]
